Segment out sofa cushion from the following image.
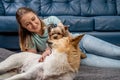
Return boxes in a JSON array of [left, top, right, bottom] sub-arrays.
[[58, 16, 94, 32], [116, 0, 120, 15], [80, 0, 116, 16], [0, 16, 18, 32], [94, 16, 120, 31], [2, 0, 40, 16], [41, 0, 80, 16], [0, 0, 5, 15]]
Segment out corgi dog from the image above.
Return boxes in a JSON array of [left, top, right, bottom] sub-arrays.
[[0, 34, 85, 80], [47, 24, 86, 59]]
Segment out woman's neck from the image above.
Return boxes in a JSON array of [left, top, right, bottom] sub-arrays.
[[37, 29, 44, 36]]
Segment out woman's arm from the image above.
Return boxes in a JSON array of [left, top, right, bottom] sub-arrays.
[[38, 47, 51, 62]]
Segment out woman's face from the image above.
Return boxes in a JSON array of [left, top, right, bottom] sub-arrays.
[[20, 12, 42, 33]]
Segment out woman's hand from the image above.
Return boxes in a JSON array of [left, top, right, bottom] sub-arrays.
[[38, 48, 51, 62]]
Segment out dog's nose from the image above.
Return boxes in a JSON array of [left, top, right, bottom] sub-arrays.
[[54, 36, 58, 39]]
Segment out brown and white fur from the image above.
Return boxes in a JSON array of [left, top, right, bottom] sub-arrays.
[[47, 24, 86, 59], [0, 34, 85, 80], [47, 24, 71, 40]]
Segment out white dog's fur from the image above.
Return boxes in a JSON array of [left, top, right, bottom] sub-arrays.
[[0, 35, 85, 80], [0, 52, 74, 80]]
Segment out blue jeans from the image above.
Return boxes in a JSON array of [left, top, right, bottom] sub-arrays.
[[79, 34, 120, 68]]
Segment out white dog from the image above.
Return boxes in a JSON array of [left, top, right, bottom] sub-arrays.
[[0, 34, 85, 80]]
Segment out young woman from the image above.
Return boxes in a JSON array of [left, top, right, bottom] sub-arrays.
[[16, 7, 120, 68], [16, 7, 64, 62]]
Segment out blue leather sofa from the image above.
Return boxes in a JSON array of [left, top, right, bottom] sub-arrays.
[[0, 0, 120, 51], [1, 0, 120, 80]]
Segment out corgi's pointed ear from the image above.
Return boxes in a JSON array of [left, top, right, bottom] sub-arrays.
[[71, 34, 85, 45], [64, 25, 70, 30], [64, 26, 68, 31], [75, 34, 84, 41]]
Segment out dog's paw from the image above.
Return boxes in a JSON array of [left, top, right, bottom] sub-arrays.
[[81, 53, 87, 59]]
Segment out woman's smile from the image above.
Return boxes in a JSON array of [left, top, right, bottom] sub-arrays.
[[20, 12, 42, 33]]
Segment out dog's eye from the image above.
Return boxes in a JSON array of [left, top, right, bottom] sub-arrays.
[[57, 32, 61, 35], [51, 33, 54, 35]]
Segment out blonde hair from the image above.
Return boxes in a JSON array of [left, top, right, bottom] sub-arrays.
[[16, 7, 45, 51]]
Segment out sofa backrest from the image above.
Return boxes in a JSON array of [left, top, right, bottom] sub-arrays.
[[1, 0, 40, 16], [0, 0, 120, 32], [0, 0, 119, 16]]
